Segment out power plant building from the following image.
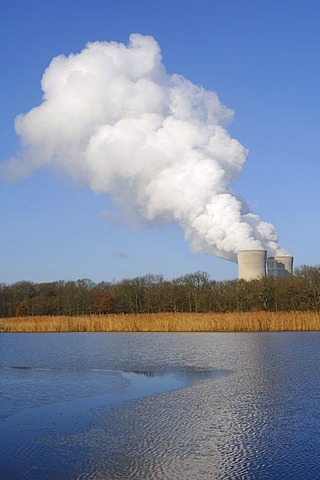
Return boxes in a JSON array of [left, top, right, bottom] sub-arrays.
[[237, 250, 294, 281], [267, 256, 294, 277]]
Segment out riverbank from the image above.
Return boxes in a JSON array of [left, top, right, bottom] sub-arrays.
[[1, 311, 320, 332]]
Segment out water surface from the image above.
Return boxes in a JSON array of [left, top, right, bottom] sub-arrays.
[[1, 332, 320, 479]]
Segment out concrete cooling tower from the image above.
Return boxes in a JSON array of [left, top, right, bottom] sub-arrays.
[[267, 256, 294, 277], [237, 251, 294, 280], [237, 250, 267, 281]]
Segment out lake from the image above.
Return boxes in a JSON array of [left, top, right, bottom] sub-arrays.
[[1, 332, 320, 479]]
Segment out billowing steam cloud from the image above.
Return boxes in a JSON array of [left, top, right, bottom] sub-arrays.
[[4, 34, 287, 261]]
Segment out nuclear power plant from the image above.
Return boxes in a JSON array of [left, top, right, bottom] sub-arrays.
[[267, 256, 294, 278], [237, 250, 294, 281]]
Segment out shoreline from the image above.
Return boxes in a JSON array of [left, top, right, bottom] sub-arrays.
[[1, 311, 320, 333]]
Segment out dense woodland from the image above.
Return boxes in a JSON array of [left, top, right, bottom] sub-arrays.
[[1, 265, 320, 318]]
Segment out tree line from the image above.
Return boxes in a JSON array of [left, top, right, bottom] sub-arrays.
[[1, 265, 320, 318]]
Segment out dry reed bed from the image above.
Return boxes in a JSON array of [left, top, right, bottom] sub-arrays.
[[1, 311, 320, 333]]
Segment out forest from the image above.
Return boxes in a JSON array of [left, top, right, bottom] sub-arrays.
[[1, 265, 320, 318]]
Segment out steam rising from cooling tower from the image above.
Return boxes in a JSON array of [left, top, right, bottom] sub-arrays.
[[3, 34, 288, 261]]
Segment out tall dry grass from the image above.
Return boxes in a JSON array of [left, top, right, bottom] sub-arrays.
[[0, 311, 320, 333]]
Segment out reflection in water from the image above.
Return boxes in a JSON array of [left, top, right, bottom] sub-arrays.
[[124, 369, 158, 377], [1, 332, 320, 479]]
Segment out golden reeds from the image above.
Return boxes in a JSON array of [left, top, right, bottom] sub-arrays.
[[0, 311, 320, 333]]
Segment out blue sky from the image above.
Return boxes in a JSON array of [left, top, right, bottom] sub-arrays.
[[1, 0, 319, 284]]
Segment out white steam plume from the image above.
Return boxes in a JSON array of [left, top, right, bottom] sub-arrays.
[[4, 34, 287, 261]]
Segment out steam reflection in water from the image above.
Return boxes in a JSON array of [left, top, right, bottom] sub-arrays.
[[1, 332, 320, 479]]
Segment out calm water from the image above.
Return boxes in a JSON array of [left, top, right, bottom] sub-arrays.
[[1, 332, 320, 479]]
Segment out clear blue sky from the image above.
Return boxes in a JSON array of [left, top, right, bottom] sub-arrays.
[[1, 0, 319, 284]]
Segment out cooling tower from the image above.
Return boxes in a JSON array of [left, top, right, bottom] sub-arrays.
[[267, 256, 294, 277], [237, 250, 267, 281]]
